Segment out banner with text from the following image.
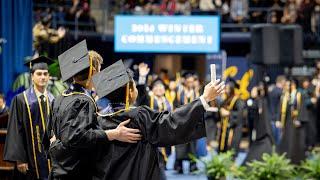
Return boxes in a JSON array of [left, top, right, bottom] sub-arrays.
[[114, 15, 220, 53]]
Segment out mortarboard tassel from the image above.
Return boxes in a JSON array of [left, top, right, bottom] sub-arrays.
[[125, 83, 130, 111], [86, 55, 93, 87]]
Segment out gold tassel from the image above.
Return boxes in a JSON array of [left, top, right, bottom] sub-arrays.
[[86, 55, 93, 87], [125, 83, 130, 111]]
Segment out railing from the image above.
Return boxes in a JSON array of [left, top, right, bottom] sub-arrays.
[[32, 2, 320, 46]]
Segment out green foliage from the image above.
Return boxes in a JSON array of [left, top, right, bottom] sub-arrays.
[[48, 59, 61, 78], [190, 151, 245, 180], [12, 72, 31, 91], [47, 79, 68, 97], [298, 150, 320, 180], [246, 151, 296, 180]]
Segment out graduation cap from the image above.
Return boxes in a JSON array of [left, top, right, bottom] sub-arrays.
[[24, 56, 54, 73], [93, 60, 133, 111], [58, 40, 92, 82]]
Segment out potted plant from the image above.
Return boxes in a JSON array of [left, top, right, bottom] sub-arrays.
[[190, 151, 245, 180], [298, 150, 320, 180], [245, 151, 296, 180]]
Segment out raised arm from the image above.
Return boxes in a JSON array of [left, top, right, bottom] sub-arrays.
[[139, 80, 225, 146]]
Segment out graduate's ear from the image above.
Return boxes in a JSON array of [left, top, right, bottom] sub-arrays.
[[31, 72, 35, 82], [128, 81, 138, 103], [129, 86, 134, 98]]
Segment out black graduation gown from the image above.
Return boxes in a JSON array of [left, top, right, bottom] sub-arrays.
[[4, 87, 54, 179], [134, 84, 150, 107], [218, 97, 244, 153], [135, 83, 173, 175], [175, 89, 199, 161], [0, 107, 9, 129], [204, 110, 220, 143], [277, 91, 307, 164], [94, 99, 206, 180], [48, 84, 109, 179], [243, 97, 274, 164], [268, 87, 282, 123], [301, 89, 317, 148], [317, 97, 320, 144]]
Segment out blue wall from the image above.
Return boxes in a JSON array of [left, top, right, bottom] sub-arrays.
[[0, 0, 33, 95]]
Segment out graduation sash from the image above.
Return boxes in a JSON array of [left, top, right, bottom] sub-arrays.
[[220, 96, 238, 151], [291, 91, 302, 126], [280, 92, 290, 127], [165, 90, 176, 109], [178, 88, 196, 105], [150, 95, 172, 112]]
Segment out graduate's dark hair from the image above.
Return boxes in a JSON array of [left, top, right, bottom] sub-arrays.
[[289, 78, 299, 88], [301, 77, 311, 82], [106, 79, 135, 104], [30, 63, 49, 74]]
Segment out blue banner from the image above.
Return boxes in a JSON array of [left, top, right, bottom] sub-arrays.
[[114, 15, 220, 53]]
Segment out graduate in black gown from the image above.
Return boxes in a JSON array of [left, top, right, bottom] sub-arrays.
[[92, 60, 225, 180], [243, 85, 274, 164], [148, 79, 174, 167], [268, 75, 286, 145], [301, 78, 317, 149], [47, 41, 141, 179], [4, 56, 55, 179], [277, 79, 307, 164], [135, 63, 173, 173], [218, 80, 244, 154]]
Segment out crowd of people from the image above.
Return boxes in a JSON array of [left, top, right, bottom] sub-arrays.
[[113, 0, 320, 33], [0, 40, 226, 179], [33, 0, 320, 35], [1, 50, 320, 178], [130, 63, 320, 166], [33, 0, 97, 32]]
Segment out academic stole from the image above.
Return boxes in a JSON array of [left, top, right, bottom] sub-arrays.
[[150, 95, 168, 112], [150, 95, 169, 162], [165, 90, 176, 110], [23, 91, 51, 179], [290, 91, 302, 127], [220, 96, 238, 151], [181, 88, 195, 105]]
